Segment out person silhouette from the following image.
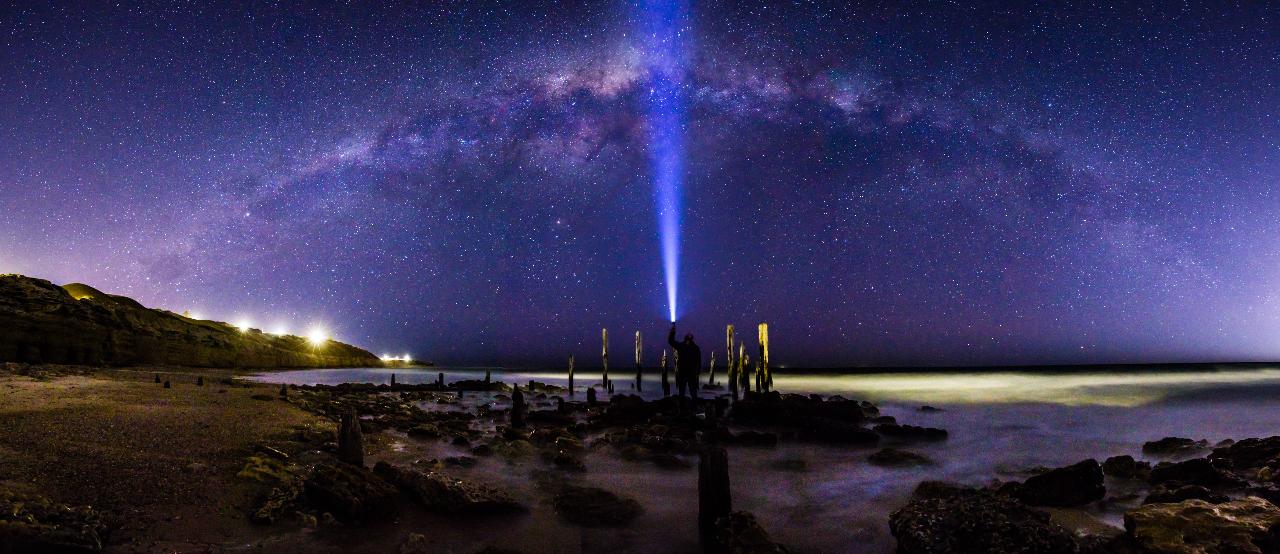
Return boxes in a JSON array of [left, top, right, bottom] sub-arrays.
[[667, 323, 702, 401]]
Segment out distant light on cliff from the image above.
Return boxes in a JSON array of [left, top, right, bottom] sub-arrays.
[[270, 324, 289, 336], [380, 353, 412, 362], [234, 319, 252, 332], [307, 327, 329, 347], [188, 311, 203, 321]]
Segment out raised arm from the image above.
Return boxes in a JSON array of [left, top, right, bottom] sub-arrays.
[[667, 323, 679, 349]]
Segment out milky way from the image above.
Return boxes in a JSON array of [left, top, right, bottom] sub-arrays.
[[2, 2, 1278, 366]]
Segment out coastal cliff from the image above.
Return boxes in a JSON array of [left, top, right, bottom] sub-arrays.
[[0, 274, 382, 368]]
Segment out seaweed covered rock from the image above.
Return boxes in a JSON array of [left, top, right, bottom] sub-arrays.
[[551, 485, 642, 527], [1143, 484, 1229, 505], [889, 481, 1078, 554], [303, 462, 398, 521], [1103, 455, 1150, 480], [372, 462, 524, 515], [1017, 459, 1105, 507], [0, 488, 105, 553], [1124, 497, 1280, 554]]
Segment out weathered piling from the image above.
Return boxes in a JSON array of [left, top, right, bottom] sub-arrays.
[[660, 349, 671, 397], [634, 330, 643, 392], [338, 409, 364, 466], [279, 384, 288, 397], [437, 372, 444, 387], [707, 350, 716, 386], [511, 385, 526, 428], [601, 328, 610, 390], [758, 322, 770, 392], [587, 386, 597, 406], [196, 376, 204, 387], [390, 373, 396, 386], [557, 396, 566, 413], [154, 373, 161, 384], [737, 343, 750, 395], [698, 446, 732, 533], [568, 355, 575, 397], [484, 370, 491, 384], [163, 380, 171, 389]]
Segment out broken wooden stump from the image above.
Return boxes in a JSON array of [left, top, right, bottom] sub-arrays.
[[154, 373, 161, 384], [699, 446, 732, 534], [163, 380, 171, 389], [196, 376, 204, 387], [337, 409, 364, 466], [279, 384, 288, 398], [511, 385, 526, 428], [587, 386, 597, 406], [390, 373, 396, 386], [568, 355, 575, 397]]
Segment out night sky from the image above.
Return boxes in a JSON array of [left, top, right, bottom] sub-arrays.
[[2, 2, 1278, 367]]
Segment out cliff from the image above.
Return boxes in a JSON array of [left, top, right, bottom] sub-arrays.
[[0, 274, 383, 368]]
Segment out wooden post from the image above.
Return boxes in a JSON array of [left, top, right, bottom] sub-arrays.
[[698, 446, 731, 533], [738, 343, 749, 395], [587, 386, 597, 406], [437, 372, 444, 387], [758, 322, 770, 392], [279, 384, 288, 398], [634, 331, 643, 392], [484, 370, 491, 384], [154, 373, 161, 384], [390, 373, 396, 386], [568, 355, 575, 397], [660, 349, 671, 397], [707, 350, 716, 386], [196, 376, 204, 387], [601, 328, 609, 390], [511, 385, 526, 428], [338, 409, 364, 466], [163, 380, 171, 389]]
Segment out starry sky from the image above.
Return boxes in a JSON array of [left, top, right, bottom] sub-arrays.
[[2, 1, 1279, 367]]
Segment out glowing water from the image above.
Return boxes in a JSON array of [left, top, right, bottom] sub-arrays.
[[643, 0, 688, 322]]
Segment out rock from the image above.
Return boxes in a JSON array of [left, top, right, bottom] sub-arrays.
[[0, 274, 382, 367], [1210, 436, 1280, 473], [1143, 484, 1229, 505], [372, 462, 524, 515], [1103, 455, 1151, 479], [873, 423, 948, 441], [407, 424, 443, 439], [1142, 437, 1209, 458], [1149, 458, 1245, 488], [1017, 459, 1105, 507], [303, 462, 398, 521], [918, 405, 943, 413], [1124, 497, 1280, 554], [712, 511, 790, 553], [399, 533, 430, 554], [889, 482, 1078, 554], [0, 488, 105, 553], [552, 485, 642, 527], [868, 448, 934, 468]]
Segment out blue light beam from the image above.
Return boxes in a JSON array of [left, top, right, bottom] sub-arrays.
[[643, 0, 688, 323]]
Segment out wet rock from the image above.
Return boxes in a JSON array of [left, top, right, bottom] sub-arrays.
[[399, 533, 430, 554], [1103, 455, 1151, 480], [798, 419, 879, 445], [873, 423, 948, 442], [0, 488, 105, 553], [868, 448, 934, 468], [1149, 458, 1245, 488], [918, 405, 943, 413], [1017, 459, 1105, 507], [889, 482, 1078, 554], [1142, 437, 1209, 458], [1210, 436, 1280, 473], [551, 485, 642, 527], [373, 462, 525, 515], [712, 511, 790, 553], [1143, 484, 1229, 505], [407, 424, 443, 439], [1124, 497, 1280, 554], [470, 444, 494, 457], [303, 462, 398, 521]]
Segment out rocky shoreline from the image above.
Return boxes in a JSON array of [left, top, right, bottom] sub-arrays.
[[2, 364, 1279, 552]]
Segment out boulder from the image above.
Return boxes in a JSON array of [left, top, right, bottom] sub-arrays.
[[1103, 455, 1151, 479], [889, 482, 1078, 554], [551, 485, 642, 527], [303, 462, 398, 520], [1017, 459, 1105, 507], [1143, 484, 1229, 505], [373, 462, 524, 515], [873, 423, 948, 442], [1124, 497, 1280, 554], [1210, 437, 1280, 473], [712, 511, 790, 553], [1142, 437, 1209, 458], [867, 448, 934, 467], [1149, 458, 1245, 488]]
